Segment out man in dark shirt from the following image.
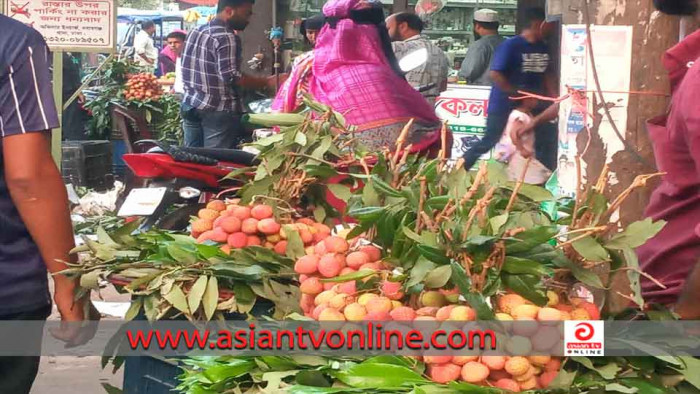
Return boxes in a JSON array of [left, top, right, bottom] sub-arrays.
[[0, 15, 96, 393], [181, 0, 274, 148], [458, 9, 504, 86], [462, 7, 554, 170]]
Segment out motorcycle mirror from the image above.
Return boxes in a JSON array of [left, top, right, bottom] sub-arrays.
[[399, 47, 429, 73]]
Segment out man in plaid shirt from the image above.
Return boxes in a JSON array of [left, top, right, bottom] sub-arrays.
[[181, 0, 274, 148], [386, 12, 450, 106]]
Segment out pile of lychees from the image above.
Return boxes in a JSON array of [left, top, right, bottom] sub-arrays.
[[291, 234, 601, 391], [190, 200, 332, 255]]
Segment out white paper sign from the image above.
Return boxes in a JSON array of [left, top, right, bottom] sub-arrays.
[[4, 0, 116, 52], [117, 187, 167, 217]]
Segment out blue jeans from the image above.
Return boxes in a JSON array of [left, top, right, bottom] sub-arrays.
[[463, 110, 510, 170], [181, 104, 247, 149]]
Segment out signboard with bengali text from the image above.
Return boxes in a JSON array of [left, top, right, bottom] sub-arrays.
[[3, 0, 116, 52], [435, 84, 492, 161]]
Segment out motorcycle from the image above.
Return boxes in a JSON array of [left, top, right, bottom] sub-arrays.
[[117, 142, 257, 231]]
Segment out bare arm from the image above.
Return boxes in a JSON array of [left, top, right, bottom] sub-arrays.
[[3, 134, 81, 316]]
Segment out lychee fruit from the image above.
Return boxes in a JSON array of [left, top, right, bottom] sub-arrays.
[[318, 308, 345, 321], [448, 306, 476, 321], [481, 356, 506, 371], [314, 290, 337, 306], [329, 293, 351, 310], [494, 378, 520, 392], [324, 236, 349, 254], [220, 216, 242, 233], [537, 307, 562, 323], [318, 254, 344, 278], [511, 304, 540, 320], [389, 306, 416, 321], [192, 218, 214, 233], [365, 297, 393, 315], [420, 291, 447, 308], [427, 363, 461, 384], [357, 293, 378, 306], [435, 305, 456, 321], [497, 294, 527, 315], [250, 204, 274, 220], [231, 206, 252, 220], [505, 357, 531, 377], [257, 218, 281, 235], [337, 281, 357, 295], [346, 251, 371, 269], [381, 280, 404, 300], [198, 208, 220, 221], [246, 235, 262, 247], [241, 218, 259, 235], [461, 361, 490, 383], [528, 355, 551, 366], [546, 290, 560, 306], [539, 370, 558, 388], [295, 255, 320, 275], [359, 245, 382, 262], [274, 241, 287, 255], [416, 307, 439, 317], [424, 355, 453, 365], [211, 227, 228, 243], [570, 308, 591, 320], [300, 277, 323, 295], [344, 303, 367, 321], [206, 200, 226, 211]]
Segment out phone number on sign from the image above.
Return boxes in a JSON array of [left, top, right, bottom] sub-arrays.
[[45, 37, 106, 44]]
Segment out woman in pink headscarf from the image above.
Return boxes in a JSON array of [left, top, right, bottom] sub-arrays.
[[273, 0, 442, 152]]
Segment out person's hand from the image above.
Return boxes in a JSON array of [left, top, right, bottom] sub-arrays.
[[50, 279, 100, 347], [77, 93, 85, 104], [509, 121, 535, 158]]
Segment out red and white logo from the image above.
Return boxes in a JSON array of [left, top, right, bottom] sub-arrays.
[[564, 321, 604, 356]]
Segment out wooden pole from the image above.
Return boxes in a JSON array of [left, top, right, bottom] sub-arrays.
[[52, 50, 63, 168]]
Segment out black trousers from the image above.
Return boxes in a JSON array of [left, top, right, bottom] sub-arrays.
[[0, 305, 51, 394]]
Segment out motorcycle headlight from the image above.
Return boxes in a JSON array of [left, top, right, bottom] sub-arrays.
[[179, 187, 201, 199]]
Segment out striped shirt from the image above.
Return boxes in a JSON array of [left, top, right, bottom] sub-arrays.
[[392, 35, 449, 105], [181, 19, 243, 112], [0, 14, 57, 314]]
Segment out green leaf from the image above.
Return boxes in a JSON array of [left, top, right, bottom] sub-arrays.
[[233, 282, 256, 314], [490, 214, 508, 234], [605, 383, 639, 393], [202, 360, 256, 382], [679, 357, 700, 390], [570, 357, 619, 380], [502, 256, 554, 276], [328, 184, 352, 202], [163, 284, 190, 314], [262, 370, 301, 390], [422, 265, 452, 288], [450, 261, 494, 319], [294, 131, 308, 146], [621, 247, 644, 308], [406, 257, 436, 288], [313, 206, 327, 224], [187, 276, 208, 314], [548, 368, 577, 389], [446, 382, 502, 393], [362, 183, 381, 206], [426, 195, 450, 211], [505, 226, 558, 254], [79, 269, 102, 290], [572, 236, 610, 261], [370, 176, 402, 198], [618, 378, 667, 394], [285, 227, 306, 260], [167, 244, 197, 265], [311, 136, 332, 160], [296, 370, 332, 387], [333, 363, 427, 388], [305, 164, 339, 178], [416, 245, 450, 265], [552, 256, 605, 289], [348, 206, 386, 222], [124, 298, 142, 321], [504, 182, 554, 202], [202, 276, 218, 321], [606, 218, 666, 250], [101, 383, 124, 394], [501, 274, 547, 305], [320, 269, 376, 283]]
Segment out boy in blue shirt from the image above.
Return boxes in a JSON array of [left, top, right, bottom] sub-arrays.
[[463, 7, 554, 170]]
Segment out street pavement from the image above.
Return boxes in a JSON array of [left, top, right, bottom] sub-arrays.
[[32, 279, 130, 393]]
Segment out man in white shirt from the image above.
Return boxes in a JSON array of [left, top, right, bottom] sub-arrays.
[[133, 20, 158, 69]]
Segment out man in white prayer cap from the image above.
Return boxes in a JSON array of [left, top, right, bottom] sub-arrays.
[[458, 9, 504, 85]]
